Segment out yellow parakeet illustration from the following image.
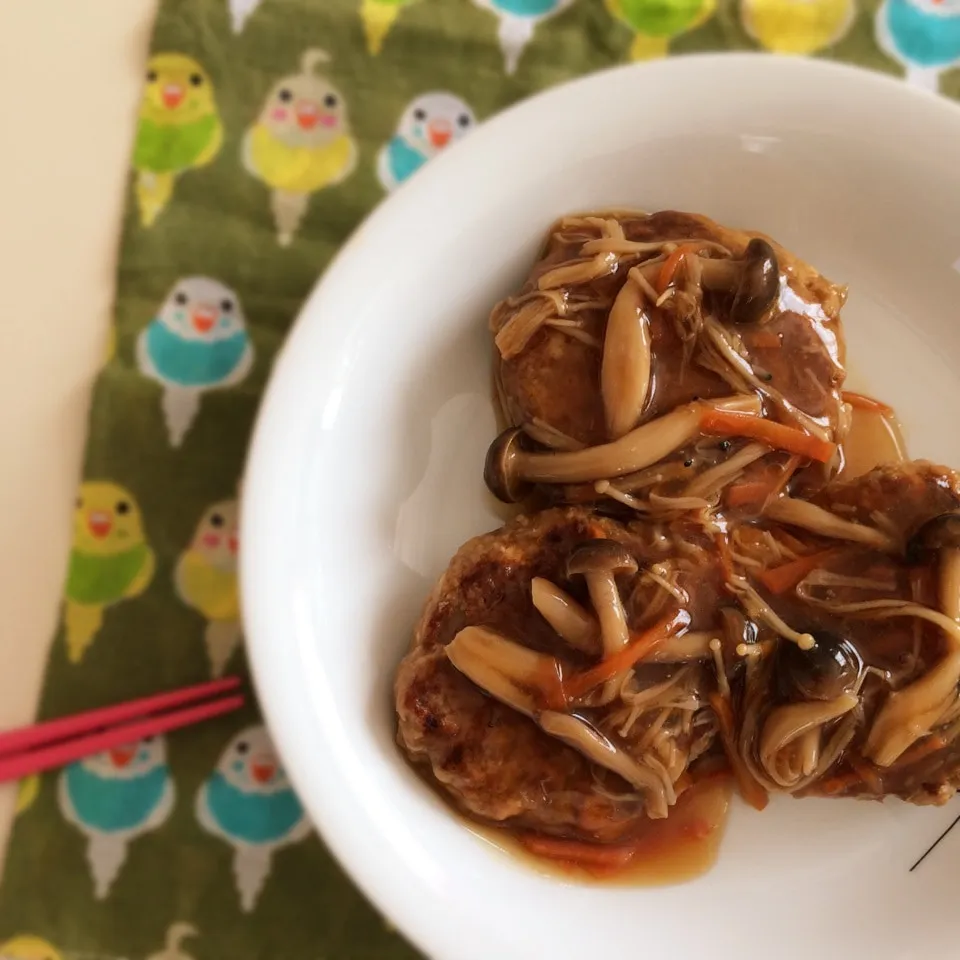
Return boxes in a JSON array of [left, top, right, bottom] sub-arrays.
[[360, 0, 420, 56], [133, 53, 224, 227], [15, 774, 40, 816], [176, 500, 242, 677], [242, 50, 358, 246], [0, 935, 64, 960], [63, 482, 155, 664], [605, 0, 716, 59], [741, 0, 855, 54]]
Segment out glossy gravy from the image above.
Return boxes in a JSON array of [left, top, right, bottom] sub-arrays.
[[467, 778, 732, 885], [838, 404, 906, 480]]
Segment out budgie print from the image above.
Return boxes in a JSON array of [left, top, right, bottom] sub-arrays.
[[196, 725, 310, 912], [471, 0, 576, 74], [742, 0, 854, 53], [63, 482, 155, 664], [133, 54, 223, 227], [136, 277, 254, 447], [876, 0, 960, 92], [0, 936, 63, 960], [360, 0, 420, 55], [145, 923, 198, 960], [58, 736, 175, 899], [14, 775, 40, 817], [605, 0, 716, 59], [176, 499, 242, 677], [377, 92, 476, 192], [228, 0, 265, 32], [242, 50, 358, 247]]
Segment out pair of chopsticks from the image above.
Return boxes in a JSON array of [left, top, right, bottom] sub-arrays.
[[0, 676, 244, 783]]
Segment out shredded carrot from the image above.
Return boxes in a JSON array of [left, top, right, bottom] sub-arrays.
[[707, 693, 769, 811], [756, 548, 837, 595], [656, 242, 702, 294], [842, 391, 893, 416], [519, 834, 639, 870], [700, 408, 836, 463], [535, 660, 568, 712], [894, 734, 948, 768], [819, 771, 863, 796], [768, 454, 801, 501], [725, 480, 772, 508], [562, 611, 689, 701], [847, 754, 883, 794], [713, 532, 734, 582]]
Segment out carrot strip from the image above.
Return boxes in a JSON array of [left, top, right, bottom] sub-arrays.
[[818, 771, 863, 796], [519, 834, 638, 870], [656, 242, 701, 294], [707, 693, 769, 811], [725, 481, 771, 508], [562, 610, 689, 701], [700, 408, 836, 463], [894, 734, 948, 768], [756, 548, 837, 595], [842, 391, 893, 416], [768, 454, 801, 501], [714, 532, 734, 583]]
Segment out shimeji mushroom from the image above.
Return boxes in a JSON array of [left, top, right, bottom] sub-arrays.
[[566, 540, 638, 703], [696, 238, 781, 326]]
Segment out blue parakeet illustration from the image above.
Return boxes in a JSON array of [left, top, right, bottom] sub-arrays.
[[876, 0, 960, 92], [136, 277, 254, 447], [58, 736, 175, 899], [471, 0, 576, 74], [196, 725, 310, 912], [377, 92, 476, 193]]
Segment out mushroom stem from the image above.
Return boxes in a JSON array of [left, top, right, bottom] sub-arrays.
[[601, 268, 652, 439], [764, 498, 897, 553], [538, 711, 672, 818], [531, 578, 600, 655], [939, 546, 960, 622], [585, 572, 631, 703]]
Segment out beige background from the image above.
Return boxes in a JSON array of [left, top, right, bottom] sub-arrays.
[[0, 0, 158, 864]]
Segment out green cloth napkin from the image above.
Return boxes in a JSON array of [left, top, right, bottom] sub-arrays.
[[1, 0, 958, 957]]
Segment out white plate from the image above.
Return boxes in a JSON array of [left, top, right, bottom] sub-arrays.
[[242, 54, 960, 960]]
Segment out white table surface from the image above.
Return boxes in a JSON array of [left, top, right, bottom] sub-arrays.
[[0, 0, 157, 868]]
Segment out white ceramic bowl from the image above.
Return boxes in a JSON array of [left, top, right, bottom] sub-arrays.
[[242, 54, 960, 960]]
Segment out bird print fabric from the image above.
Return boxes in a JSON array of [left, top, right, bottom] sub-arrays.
[[63, 482, 155, 664], [360, 0, 421, 55], [377, 92, 476, 192], [471, 0, 575, 74], [741, 0, 855, 54], [242, 50, 358, 246], [195, 725, 310, 912], [0, 936, 63, 960], [175, 499, 242, 677], [133, 54, 223, 227], [58, 737, 175, 899], [137, 277, 254, 446], [875, 0, 960, 91], [605, 0, 716, 59]]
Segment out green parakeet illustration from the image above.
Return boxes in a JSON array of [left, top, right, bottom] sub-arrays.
[[605, 0, 716, 59], [63, 481, 155, 663], [132, 53, 224, 227]]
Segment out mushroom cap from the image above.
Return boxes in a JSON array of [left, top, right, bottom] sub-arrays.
[[730, 238, 779, 325], [483, 427, 532, 504], [566, 539, 639, 578], [906, 511, 960, 564], [777, 630, 863, 702]]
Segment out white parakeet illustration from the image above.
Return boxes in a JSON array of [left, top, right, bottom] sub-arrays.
[[876, 0, 960, 92], [377, 92, 476, 192], [58, 736, 175, 899], [471, 0, 576, 74], [175, 499, 242, 677], [196, 725, 310, 912], [136, 277, 254, 447]]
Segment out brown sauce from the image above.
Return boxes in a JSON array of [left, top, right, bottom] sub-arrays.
[[466, 777, 732, 885]]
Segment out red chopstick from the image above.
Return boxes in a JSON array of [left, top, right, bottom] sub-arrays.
[[0, 676, 244, 783]]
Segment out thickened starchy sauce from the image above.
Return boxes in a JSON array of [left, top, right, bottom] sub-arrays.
[[395, 209, 960, 886]]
